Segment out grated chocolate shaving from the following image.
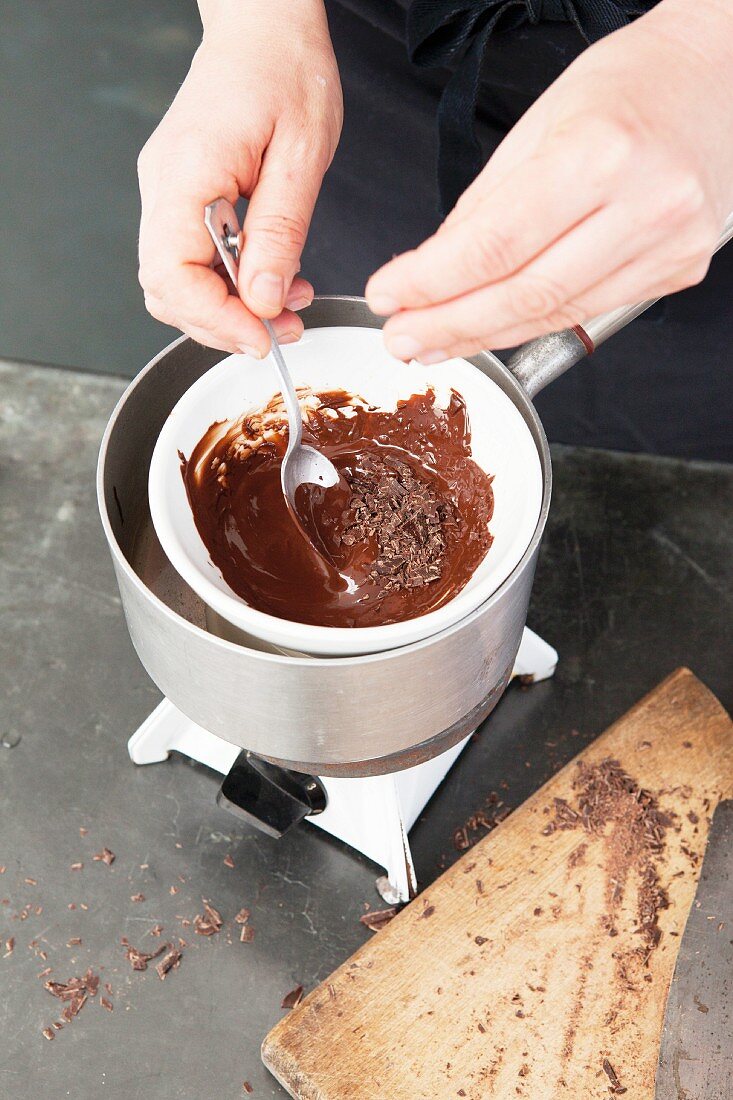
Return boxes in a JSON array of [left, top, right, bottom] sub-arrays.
[[359, 907, 398, 932], [156, 947, 182, 980], [92, 848, 115, 865], [602, 1057, 627, 1094], [194, 901, 223, 937], [338, 454, 454, 593], [547, 759, 673, 968], [44, 968, 99, 1027], [123, 940, 166, 972], [281, 985, 304, 1010]]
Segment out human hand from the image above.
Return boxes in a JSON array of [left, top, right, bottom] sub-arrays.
[[137, 0, 342, 356], [366, 0, 733, 362]]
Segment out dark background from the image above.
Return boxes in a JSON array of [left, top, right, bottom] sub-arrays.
[[1, 0, 731, 459]]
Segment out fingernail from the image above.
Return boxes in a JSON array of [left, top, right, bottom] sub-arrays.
[[249, 272, 285, 312], [418, 349, 449, 365], [238, 344, 263, 359], [278, 330, 301, 345], [385, 334, 422, 361], [285, 294, 313, 311], [368, 292, 400, 316]]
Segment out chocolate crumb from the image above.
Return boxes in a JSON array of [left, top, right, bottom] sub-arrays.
[[66, 938, 82, 947], [359, 907, 398, 932], [150, 924, 164, 937], [421, 905, 436, 919], [240, 925, 255, 943], [474, 935, 488, 946], [124, 942, 166, 972], [602, 1058, 627, 1094], [156, 947, 182, 980], [194, 901, 223, 937], [242, 1082, 253, 1094], [234, 908, 251, 924], [44, 969, 99, 1026], [281, 985, 304, 1010], [92, 848, 115, 866], [130, 893, 145, 903], [101, 997, 113, 1012], [42, 1026, 54, 1041], [223, 854, 235, 869]]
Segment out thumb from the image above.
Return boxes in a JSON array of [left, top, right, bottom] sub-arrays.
[[238, 135, 323, 318]]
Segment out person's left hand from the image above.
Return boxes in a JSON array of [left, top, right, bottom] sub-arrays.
[[365, 0, 733, 362]]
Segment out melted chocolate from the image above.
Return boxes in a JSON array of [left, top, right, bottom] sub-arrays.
[[181, 389, 494, 628]]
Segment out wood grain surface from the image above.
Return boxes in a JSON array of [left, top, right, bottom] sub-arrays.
[[263, 669, 733, 1099]]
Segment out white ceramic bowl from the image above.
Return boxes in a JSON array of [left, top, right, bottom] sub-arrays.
[[149, 326, 542, 657]]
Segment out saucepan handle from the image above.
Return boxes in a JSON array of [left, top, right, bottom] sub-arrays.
[[506, 211, 733, 399]]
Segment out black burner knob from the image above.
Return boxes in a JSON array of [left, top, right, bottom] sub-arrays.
[[216, 752, 327, 838]]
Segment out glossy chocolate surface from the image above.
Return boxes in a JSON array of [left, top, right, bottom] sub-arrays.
[[181, 389, 494, 628]]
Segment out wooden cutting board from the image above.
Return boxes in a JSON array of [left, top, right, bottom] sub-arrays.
[[263, 670, 733, 1099]]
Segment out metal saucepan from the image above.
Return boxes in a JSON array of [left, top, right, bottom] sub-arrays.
[[97, 216, 732, 776]]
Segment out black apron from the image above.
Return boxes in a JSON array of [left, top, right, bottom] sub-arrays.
[[301, 0, 733, 461]]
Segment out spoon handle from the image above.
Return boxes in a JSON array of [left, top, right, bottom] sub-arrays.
[[261, 318, 303, 455], [203, 198, 302, 454]]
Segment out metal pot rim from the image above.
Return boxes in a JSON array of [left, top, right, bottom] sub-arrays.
[[96, 296, 552, 669]]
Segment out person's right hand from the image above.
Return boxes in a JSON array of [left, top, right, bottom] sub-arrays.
[[137, 0, 342, 356]]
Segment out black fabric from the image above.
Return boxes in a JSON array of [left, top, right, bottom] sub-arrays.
[[406, 0, 655, 213], [307, 2, 733, 462]]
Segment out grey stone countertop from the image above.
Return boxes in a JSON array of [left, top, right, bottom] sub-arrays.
[[1, 361, 731, 1098]]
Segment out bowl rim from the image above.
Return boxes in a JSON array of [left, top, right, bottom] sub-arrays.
[[147, 329, 544, 654]]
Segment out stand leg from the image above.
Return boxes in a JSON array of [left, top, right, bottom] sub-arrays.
[[125, 626, 558, 905], [511, 627, 558, 683], [128, 698, 239, 774]]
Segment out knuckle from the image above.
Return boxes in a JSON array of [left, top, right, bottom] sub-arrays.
[[658, 171, 708, 228], [565, 112, 636, 182], [506, 274, 568, 322], [143, 293, 170, 324], [136, 140, 155, 178], [138, 263, 167, 301], [248, 212, 308, 260], [672, 256, 710, 291]]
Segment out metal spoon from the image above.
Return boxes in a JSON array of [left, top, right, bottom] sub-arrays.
[[204, 199, 339, 521]]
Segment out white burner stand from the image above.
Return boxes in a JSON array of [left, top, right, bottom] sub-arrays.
[[128, 627, 556, 902]]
